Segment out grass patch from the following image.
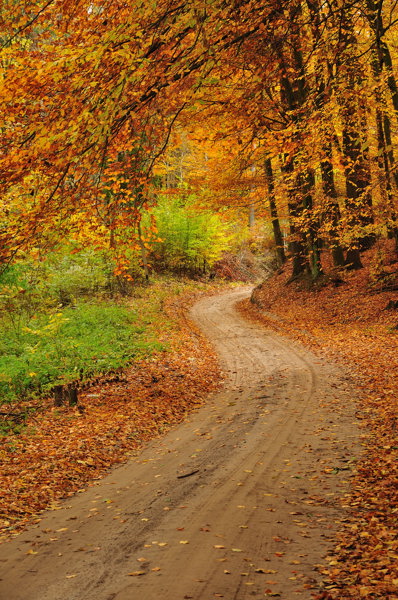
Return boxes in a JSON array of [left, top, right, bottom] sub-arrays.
[[0, 297, 166, 410], [0, 274, 224, 422]]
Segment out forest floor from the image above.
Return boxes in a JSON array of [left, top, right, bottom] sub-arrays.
[[242, 241, 398, 600], [0, 244, 397, 600], [1, 285, 362, 600], [0, 281, 226, 540]]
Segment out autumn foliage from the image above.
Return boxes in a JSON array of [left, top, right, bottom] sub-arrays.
[[1, 1, 398, 597], [1, 1, 398, 277]]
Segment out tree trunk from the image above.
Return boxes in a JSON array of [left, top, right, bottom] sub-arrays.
[[336, 7, 374, 263], [366, 0, 398, 251], [277, 6, 313, 279], [366, 0, 398, 117], [264, 157, 286, 267], [345, 248, 363, 270], [280, 154, 309, 278], [137, 221, 150, 281], [298, 168, 323, 279], [248, 205, 255, 228], [305, 0, 345, 268], [320, 143, 345, 267], [53, 384, 79, 407]]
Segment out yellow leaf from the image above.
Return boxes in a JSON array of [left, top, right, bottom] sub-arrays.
[[255, 568, 277, 574]]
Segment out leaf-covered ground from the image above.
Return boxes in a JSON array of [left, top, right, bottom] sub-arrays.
[[0, 283, 226, 541], [240, 243, 398, 600]]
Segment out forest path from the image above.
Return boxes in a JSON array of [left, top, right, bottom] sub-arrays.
[[0, 287, 359, 600]]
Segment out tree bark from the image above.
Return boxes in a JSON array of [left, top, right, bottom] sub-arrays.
[[319, 148, 345, 267], [264, 157, 286, 267], [137, 221, 150, 281], [366, 0, 398, 250], [281, 155, 310, 278]]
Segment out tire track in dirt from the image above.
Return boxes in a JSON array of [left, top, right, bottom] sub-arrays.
[[0, 287, 359, 600]]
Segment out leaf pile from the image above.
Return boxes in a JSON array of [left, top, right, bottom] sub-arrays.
[[240, 243, 398, 600], [0, 284, 224, 541]]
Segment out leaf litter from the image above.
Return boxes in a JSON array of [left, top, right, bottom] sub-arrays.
[[240, 243, 398, 600], [0, 284, 226, 541]]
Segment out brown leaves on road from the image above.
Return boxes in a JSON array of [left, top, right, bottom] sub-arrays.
[[240, 243, 398, 600]]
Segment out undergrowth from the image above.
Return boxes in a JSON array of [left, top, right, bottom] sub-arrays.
[[0, 251, 221, 433], [0, 301, 165, 409]]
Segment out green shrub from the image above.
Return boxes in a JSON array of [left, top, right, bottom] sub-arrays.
[[46, 251, 110, 304], [0, 300, 164, 406]]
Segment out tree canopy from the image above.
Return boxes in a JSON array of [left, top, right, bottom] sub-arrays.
[[1, 0, 398, 277]]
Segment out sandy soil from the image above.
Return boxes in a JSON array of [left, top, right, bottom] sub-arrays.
[[0, 287, 360, 600]]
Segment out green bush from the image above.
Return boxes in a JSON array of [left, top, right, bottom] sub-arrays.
[[45, 251, 110, 304], [0, 301, 164, 405]]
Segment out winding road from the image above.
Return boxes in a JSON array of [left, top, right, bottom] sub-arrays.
[[0, 287, 359, 600]]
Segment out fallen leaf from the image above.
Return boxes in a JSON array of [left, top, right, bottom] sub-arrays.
[[255, 568, 277, 574]]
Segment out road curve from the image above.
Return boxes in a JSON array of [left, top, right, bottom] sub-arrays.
[[0, 287, 358, 600]]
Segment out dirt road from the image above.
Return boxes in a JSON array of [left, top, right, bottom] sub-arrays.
[[0, 287, 359, 600]]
